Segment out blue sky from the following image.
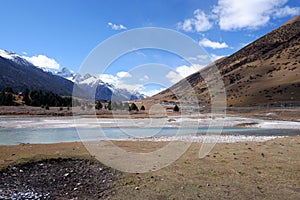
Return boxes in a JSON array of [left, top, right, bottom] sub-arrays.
[[1, 0, 299, 96]]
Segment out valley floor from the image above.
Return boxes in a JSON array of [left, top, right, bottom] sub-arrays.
[[0, 136, 299, 199], [0, 106, 300, 121]]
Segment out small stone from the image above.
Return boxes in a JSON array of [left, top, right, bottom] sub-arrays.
[[63, 173, 69, 177], [135, 186, 140, 190]]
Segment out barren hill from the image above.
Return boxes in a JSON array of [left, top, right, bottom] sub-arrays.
[[152, 15, 300, 107]]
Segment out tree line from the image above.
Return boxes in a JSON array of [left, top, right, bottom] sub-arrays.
[[0, 87, 72, 107], [0, 87, 17, 106], [95, 101, 146, 112], [0, 87, 180, 112], [23, 89, 72, 107]]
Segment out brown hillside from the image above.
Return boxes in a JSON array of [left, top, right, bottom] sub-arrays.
[[151, 15, 300, 107]]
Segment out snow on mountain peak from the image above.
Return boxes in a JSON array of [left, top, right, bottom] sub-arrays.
[[1, 48, 147, 100], [0, 49, 17, 60], [0, 49, 33, 66]]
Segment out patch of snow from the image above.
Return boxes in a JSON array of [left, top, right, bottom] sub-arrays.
[[255, 120, 300, 129], [0, 49, 16, 60], [137, 135, 285, 143]]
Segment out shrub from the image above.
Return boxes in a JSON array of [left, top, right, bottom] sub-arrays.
[[130, 103, 139, 111], [173, 105, 179, 112]]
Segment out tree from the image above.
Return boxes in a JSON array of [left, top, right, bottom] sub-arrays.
[[0, 88, 15, 106], [173, 104, 180, 112], [95, 101, 103, 110], [4, 87, 13, 94], [140, 105, 145, 111], [23, 89, 31, 105], [107, 101, 112, 110], [130, 103, 139, 111]]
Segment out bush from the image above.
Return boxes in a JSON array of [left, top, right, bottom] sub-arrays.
[[140, 105, 145, 111], [95, 101, 103, 110], [130, 103, 139, 111], [173, 105, 179, 112]]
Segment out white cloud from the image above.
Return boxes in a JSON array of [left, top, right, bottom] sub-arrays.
[[99, 72, 142, 92], [117, 71, 132, 78], [22, 55, 60, 69], [199, 38, 228, 49], [22, 52, 27, 55], [213, 0, 300, 30], [178, 9, 212, 32], [140, 88, 165, 97], [166, 64, 203, 84], [115, 83, 143, 91], [108, 22, 127, 30], [210, 54, 226, 61], [187, 54, 209, 63], [166, 71, 181, 84], [273, 6, 300, 18], [99, 74, 118, 85]]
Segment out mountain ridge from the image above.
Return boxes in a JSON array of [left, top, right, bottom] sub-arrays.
[[151, 15, 300, 107], [0, 50, 146, 101]]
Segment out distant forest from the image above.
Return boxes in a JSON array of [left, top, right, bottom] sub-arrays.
[[0, 87, 148, 112], [0, 87, 72, 107], [0, 88, 181, 113]]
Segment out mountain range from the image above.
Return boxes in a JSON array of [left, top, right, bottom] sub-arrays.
[[1, 15, 299, 106], [152, 15, 300, 107], [0, 50, 146, 101]]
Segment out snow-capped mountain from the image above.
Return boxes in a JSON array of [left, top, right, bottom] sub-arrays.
[[0, 49, 33, 66], [0, 49, 77, 96], [0, 49, 147, 101], [55, 67, 147, 101]]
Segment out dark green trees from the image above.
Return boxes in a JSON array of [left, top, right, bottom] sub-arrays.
[[22, 89, 72, 107], [0, 88, 15, 106], [95, 101, 103, 110], [23, 89, 31, 105], [140, 105, 145, 111], [173, 104, 180, 112], [130, 103, 139, 111]]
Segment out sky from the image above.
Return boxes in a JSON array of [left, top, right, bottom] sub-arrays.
[[0, 0, 299, 96]]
